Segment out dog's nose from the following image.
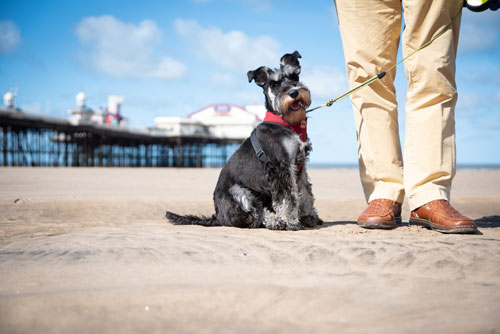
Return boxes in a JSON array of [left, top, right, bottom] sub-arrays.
[[288, 89, 299, 99]]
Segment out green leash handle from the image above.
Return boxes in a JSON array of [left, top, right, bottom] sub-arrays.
[[306, 71, 386, 113]]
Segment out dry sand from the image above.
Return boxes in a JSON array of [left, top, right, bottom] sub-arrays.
[[0, 167, 499, 333]]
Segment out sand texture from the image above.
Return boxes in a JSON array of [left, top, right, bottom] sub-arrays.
[[1, 167, 499, 333]]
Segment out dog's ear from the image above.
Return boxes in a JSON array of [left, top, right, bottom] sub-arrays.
[[247, 66, 269, 87], [280, 51, 302, 77]]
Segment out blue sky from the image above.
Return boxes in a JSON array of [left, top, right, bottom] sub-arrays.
[[1, 0, 499, 164]]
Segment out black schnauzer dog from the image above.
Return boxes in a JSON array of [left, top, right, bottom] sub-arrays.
[[166, 51, 322, 230]]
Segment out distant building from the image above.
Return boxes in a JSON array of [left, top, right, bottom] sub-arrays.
[[154, 104, 266, 140], [68, 92, 126, 127], [3, 89, 20, 112], [68, 92, 96, 125], [105, 95, 125, 126], [153, 117, 209, 137]]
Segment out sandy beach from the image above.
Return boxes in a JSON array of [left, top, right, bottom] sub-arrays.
[[0, 167, 499, 333]]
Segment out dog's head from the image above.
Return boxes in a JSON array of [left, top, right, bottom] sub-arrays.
[[247, 51, 311, 126]]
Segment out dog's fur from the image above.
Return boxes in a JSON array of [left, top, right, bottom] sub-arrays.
[[166, 51, 322, 230]]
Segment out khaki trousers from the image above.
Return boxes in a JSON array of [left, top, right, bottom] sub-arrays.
[[334, 0, 462, 210]]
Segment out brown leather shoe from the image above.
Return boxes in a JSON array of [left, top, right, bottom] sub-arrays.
[[409, 200, 477, 234], [357, 199, 402, 229]]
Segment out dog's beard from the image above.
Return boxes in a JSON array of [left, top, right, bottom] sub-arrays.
[[280, 87, 311, 125]]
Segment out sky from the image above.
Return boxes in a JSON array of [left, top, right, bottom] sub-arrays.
[[1, 0, 499, 165]]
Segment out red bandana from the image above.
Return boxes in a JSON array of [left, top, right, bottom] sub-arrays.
[[263, 111, 307, 142]]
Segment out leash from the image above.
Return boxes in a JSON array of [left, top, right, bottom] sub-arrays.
[[306, 6, 463, 114]]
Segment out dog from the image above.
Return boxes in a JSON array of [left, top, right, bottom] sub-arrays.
[[166, 51, 322, 230]]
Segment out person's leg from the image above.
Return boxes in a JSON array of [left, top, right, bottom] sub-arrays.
[[402, 0, 476, 233], [335, 0, 405, 205], [402, 0, 461, 210]]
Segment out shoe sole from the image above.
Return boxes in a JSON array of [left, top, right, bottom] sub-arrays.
[[358, 216, 402, 229], [409, 218, 477, 234]]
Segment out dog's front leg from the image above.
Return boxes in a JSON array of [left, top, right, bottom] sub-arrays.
[[265, 171, 303, 231], [297, 167, 322, 227]]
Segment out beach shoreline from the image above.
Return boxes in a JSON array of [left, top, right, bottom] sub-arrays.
[[1, 167, 499, 333]]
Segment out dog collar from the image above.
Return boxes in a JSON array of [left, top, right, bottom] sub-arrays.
[[263, 111, 307, 142]]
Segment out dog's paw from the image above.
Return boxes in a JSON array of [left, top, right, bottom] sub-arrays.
[[268, 219, 287, 230], [286, 223, 305, 231], [286, 220, 305, 231], [263, 211, 287, 230], [300, 215, 320, 228], [312, 208, 323, 225], [312, 214, 324, 226]]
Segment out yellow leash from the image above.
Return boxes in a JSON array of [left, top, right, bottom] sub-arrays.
[[306, 6, 463, 113]]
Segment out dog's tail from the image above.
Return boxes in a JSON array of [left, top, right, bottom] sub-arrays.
[[165, 211, 220, 227]]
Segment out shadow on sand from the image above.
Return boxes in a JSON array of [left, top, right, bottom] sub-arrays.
[[313, 221, 357, 229], [475, 215, 500, 228]]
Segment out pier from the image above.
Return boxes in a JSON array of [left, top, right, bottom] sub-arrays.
[[0, 109, 242, 168]]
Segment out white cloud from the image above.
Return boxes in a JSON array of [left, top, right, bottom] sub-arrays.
[[175, 19, 280, 73], [301, 66, 348, 100], [75, 15, 186, 79], [0, 20, 22, 54], [459, 10, 500, 53]]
